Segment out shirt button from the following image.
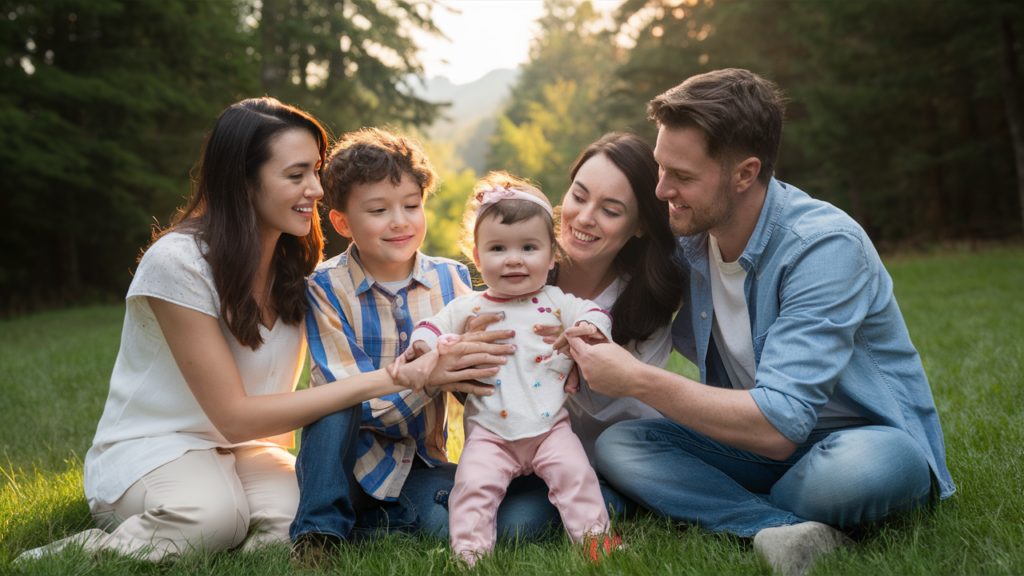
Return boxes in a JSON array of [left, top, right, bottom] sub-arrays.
[[400, 332, 408, 341], [395, 295, 404, 306], [701, 311, 707, 319]]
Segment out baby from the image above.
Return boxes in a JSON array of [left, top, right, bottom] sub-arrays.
[[391, 172, 617, 565]]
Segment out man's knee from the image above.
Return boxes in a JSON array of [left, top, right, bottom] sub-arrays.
[[775, 426, 931, 526], [594, 419, 668, 485]]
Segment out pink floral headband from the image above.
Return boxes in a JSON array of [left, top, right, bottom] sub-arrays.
[[476, 186, 554, 219]]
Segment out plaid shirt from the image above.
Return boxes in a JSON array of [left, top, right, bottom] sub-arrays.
[[305, 244, 472, 501]]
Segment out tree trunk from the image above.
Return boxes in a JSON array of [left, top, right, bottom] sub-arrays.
[[59, 234, 80, 302], [997, 14, 1024, 233], [260, 0, 284, 96]]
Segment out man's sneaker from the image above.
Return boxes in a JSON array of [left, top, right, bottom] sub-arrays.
[[583, 529, 624, 564], [753, 521, 854, 575]]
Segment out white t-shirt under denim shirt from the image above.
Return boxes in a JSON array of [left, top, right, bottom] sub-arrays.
[[566, 274, 671, 466], [707, 234, 862, 427], [83, 232, 305, 506]]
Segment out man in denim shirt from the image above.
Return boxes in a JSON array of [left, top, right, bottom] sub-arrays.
[[563, 69, 954, 575]]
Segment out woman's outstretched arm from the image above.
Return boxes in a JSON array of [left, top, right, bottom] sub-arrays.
[[149, 297, 503, 444]]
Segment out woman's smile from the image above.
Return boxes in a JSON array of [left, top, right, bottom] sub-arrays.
[[570, 226, 599, 243]]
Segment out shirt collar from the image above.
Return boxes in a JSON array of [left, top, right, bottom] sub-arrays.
[[675, 177, 789, 278], [739, 177, 788, 272], [346, 243, 433, 296]]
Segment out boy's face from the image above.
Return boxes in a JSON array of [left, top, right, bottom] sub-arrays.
[[329, 174, 426, 282], [472, 214, 556, 299]]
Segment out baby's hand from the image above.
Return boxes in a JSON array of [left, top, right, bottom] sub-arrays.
[[437, 334, 463, 351], [564, 365, 580, 394]]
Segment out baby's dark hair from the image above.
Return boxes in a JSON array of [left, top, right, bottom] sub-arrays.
[[459, 171, 561, 266]]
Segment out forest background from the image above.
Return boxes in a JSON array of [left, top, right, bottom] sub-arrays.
[[2, 0, 1024, 315]]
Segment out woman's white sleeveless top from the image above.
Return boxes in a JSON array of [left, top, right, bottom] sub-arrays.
[[83, 232, 305, 505]]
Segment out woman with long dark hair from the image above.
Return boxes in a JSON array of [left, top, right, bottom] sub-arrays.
[[552, 131, 684, 463], [17, 97, 492, 563]]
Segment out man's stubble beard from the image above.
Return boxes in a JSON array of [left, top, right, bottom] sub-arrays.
[[669, 177, 735, 238]]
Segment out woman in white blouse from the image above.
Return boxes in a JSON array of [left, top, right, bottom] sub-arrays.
[[553, 132, 685, 464], [18, 98, 503, 563]]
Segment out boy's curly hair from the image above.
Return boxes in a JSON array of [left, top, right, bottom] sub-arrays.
[[321, 127, 438, 212], [458, 171, 562, 269]]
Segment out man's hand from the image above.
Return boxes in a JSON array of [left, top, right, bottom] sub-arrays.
[[551, 322, 608, 355], [566, 336, 642, 399]]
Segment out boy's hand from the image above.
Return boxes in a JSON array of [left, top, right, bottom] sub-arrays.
[[387, 348, 440, 393], [551, 321, 607, 356], [399, 340, 432, 363]]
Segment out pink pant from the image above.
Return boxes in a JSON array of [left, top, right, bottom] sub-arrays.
[[450, 409, 609, 564]]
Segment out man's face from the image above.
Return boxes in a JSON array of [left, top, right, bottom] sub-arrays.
[[653, 125, 735, 237]]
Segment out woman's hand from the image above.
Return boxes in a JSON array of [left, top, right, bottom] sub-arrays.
[[424, 330, 516, 396], [463, 311, 504, 334], [388, 335, 499, 396], [533, 323, 563, 345]]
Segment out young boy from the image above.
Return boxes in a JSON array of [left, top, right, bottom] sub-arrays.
[[289, 128, 513, 553]]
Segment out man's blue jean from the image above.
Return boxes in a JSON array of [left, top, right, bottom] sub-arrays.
[[290, 405, 633, 542], [594, 419, 933, 537]]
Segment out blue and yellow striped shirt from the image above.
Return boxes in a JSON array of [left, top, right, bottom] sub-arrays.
[[305, 244, 472, 501]]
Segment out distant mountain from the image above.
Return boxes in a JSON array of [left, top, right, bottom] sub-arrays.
[[413, 68, 520, 172]]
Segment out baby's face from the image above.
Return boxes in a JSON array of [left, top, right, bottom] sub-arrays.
[[473, 214, 555, 299]]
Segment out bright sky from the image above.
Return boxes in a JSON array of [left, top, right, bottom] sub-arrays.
[[412, 1, 546, 85]]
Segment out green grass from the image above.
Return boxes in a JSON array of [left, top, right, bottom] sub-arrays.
[[2, 246, 1023, 574]]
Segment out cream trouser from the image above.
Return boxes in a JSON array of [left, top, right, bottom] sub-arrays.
[[48, 445, 298, 562]]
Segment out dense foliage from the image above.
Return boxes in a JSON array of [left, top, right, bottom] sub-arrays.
[[4, 1, 1024, 313], [489, 0, 1024, 246], [0, 0, 443, 313]]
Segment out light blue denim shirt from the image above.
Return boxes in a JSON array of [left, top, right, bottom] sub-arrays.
[[670, 178, 955, 499]]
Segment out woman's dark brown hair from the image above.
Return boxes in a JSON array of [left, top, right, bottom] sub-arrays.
[[151, 97, 327, 350], [561, 132, 684, 346]]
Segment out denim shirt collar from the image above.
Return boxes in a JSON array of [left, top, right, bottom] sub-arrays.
[[677, 177, 789, 278], [740, 177, 789, 274]]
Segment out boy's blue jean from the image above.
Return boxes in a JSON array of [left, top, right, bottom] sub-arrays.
[[594, 420, 933, 537], [290, 405, 633, 542]]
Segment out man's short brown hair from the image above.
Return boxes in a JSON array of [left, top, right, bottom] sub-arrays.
[[321, 127, 438, 212], [648, 68, 786, 185]]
